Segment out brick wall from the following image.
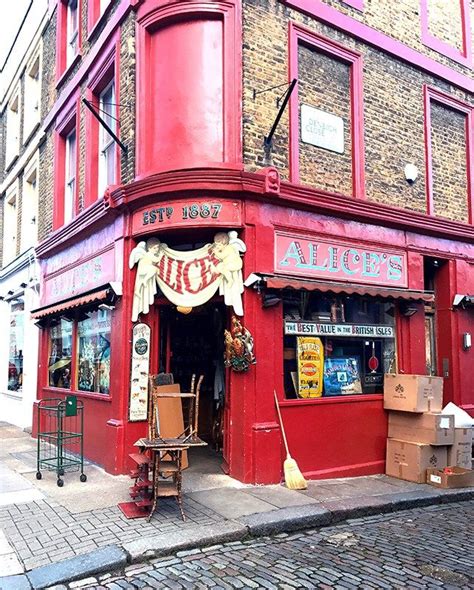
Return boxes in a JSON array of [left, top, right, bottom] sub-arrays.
[[430, 102, 468, 222], [119, 12, 136, 186], [242, 0, 472, 221], [298, 45, 352, 194], [319, 0, 470, 74]]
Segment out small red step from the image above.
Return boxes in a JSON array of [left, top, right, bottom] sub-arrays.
[[129, 453, 150, 465]]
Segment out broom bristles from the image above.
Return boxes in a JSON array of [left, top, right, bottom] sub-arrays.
[[284, 455, 308, 490]]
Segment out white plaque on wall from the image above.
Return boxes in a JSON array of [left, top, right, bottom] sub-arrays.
[[300, 104, 344, 154], [129, 323, 151, 422]]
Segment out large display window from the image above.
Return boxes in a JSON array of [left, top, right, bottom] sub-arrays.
[[47, 308, 111, 395], [283, 292, 396, 399]]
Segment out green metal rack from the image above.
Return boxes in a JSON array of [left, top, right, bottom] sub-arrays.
[[36, 397, 87, 487]]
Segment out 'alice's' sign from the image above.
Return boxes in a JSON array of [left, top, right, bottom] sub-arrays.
[[275, 233, 407, 288]]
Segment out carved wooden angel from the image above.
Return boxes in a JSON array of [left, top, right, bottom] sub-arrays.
[[212, 231, 246, 316], [129, 238, 162, 322]]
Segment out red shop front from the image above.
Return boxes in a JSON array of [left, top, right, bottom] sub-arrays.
[[32, 170, 474, 482]]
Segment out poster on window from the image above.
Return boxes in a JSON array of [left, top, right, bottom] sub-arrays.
[[323, 357, 362, 395], [129, 323, 151, 421], [296, 337, 324, 398]]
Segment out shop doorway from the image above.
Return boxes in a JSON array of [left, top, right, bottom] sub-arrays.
[[156, 303, 227, 479]]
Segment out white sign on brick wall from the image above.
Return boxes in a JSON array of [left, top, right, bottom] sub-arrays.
[[300, 104, 344, 154]]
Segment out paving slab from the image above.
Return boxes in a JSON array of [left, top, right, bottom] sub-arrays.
[[187, 487, 276, 518], [26, 545, 127, 590], [0, 574, 31, 590], [124, 521, 248, 562], [243, 484, 318, 508], [239, 504, 331, 535]]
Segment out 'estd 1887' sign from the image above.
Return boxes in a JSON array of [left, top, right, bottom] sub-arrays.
[[131, 198, 242, 235]]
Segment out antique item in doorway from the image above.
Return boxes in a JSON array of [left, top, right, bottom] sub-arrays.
[[129, 323, 151, 421], [224, 315, 256, 372], [129, 231, 247, 321]]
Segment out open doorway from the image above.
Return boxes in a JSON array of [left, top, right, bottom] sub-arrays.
[[157, 302, 227, 484]]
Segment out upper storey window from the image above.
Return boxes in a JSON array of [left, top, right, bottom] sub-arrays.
[[98, 80, 117, 196], [23, 52, 41, 142], [57, 0, 82, 82], [88, 0, 113, 34], [420, 0, 472, 66], [64, 128, 77, 224], [5, 90, 20, 169]]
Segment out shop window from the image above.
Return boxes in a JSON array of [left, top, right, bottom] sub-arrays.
[[23, 51, 41, 141], [282, 293, 396, 399], [3, 184, 18, 265], [8, 300, 24, 392], [5, 91, 20, 168], [77, 309, 111, 394], [47, 308, 111, 395], [48, 319, 73, 389], [21, 163, 39, 250]]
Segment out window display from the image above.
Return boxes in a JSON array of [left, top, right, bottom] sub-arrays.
[[77, 309, 111, 394], [283, 293, 396, 399], [8, 301, 24, 392], [48, 319, 73, 388]]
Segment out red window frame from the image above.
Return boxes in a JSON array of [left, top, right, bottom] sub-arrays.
[[84, 34, 120, 208], [288, 22, 366, 198], [53, 93, 80, 229], [423, 85, 474, 222], [87, 0, 114, 38], [56, 0, 83, 85], [420, 0, 472, 67]]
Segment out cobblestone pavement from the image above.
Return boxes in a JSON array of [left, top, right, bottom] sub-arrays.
[[0, 497, 222, 572], [68, 501, 473, 589]]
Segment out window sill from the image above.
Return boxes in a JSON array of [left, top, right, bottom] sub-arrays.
[[87, 1, 114, 41], [1, 390, 23, 400], [42, 386, 112, 402], [56, 52, 82, 89], [280, 394, 383, 407]]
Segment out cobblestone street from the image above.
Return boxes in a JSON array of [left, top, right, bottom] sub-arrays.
[[70, 501, 473, 589]]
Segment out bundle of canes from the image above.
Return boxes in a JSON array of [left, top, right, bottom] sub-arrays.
[[274, 391, 307, 490]]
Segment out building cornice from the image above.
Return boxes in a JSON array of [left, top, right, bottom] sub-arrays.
[[35, 167, 474, 258]]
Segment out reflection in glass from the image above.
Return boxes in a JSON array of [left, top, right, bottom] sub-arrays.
[[8, 301, 24, 392], [77, 309, 111, 394], [48, 319, 73, 388]]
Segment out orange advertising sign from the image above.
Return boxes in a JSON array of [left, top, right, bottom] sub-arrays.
[[296, 337, 324, 398]]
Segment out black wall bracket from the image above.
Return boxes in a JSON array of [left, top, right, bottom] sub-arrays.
[[82, 98, 128, 154]]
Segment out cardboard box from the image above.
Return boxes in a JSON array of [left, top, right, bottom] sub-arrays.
[[447, 427, 473, 469], [386, 439, 448, 483], [426, 467, 474, 489], [384, 374, 443, 413], [388, 411, 454, 445]]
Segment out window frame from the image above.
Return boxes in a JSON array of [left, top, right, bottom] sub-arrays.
[[46, 307, 112, 398], [56, 0, 83, 85], [420, 0, 472, 67], [3, 181, 19, 265], [5, 89, 20, 169], [23, 50, 42, 143], [84, 34, 120, 208], [288, 22, 366, 198], [87, 0, 114, 38], [21, 159, 39, 250], [53, 95, 80, 229], [8, 298, 25, 394], [423, 85, 474, 221]]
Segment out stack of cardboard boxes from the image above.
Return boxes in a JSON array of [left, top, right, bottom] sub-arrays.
[[384, 374, 452, 483]]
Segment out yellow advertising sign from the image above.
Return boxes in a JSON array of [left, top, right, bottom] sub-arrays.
[[297, 337, 324, 398]]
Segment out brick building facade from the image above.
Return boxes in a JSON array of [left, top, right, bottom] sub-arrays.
[[28, 0, 473, 484]]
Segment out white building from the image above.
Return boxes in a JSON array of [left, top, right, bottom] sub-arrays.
[[0, 0, 49, 429]]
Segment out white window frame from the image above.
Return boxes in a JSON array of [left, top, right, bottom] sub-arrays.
[[21, 160, 39, 250], [64, 129, 76, 223], [5, 90, 20, 168], [3, 183, 19, 265], [8, 298, 25, 394], [23, 51, 41, 141], [98, 80, 116, 196]]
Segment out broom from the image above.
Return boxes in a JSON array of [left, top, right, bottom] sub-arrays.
[[274, 391, 307, 490]]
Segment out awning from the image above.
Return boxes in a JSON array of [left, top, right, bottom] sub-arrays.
[[263, 275, 434, 302], [31, 288, 111, 320]]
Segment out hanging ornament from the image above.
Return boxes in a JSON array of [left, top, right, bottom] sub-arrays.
[[224, 316, 256, 372], [368, 341, 379, 373]]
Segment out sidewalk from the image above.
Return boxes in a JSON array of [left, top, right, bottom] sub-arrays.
[[1, 421, 473, 590]]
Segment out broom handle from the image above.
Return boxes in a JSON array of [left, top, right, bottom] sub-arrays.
[[274, 391, 290, 457]]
